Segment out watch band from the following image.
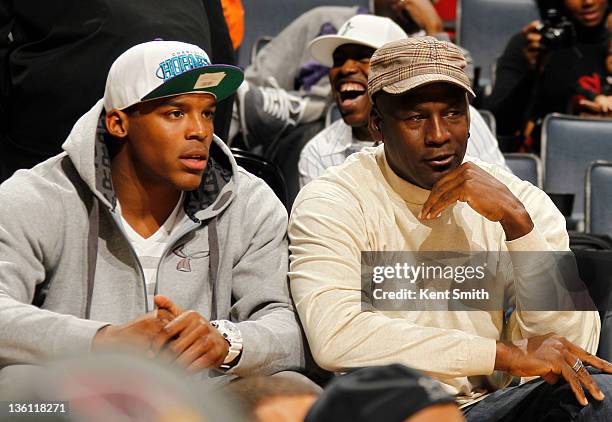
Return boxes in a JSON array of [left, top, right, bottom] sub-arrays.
[[211, 320, 243, 369]]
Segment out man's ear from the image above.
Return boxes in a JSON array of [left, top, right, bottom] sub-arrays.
[[370, 106, 383, 143], [105, 109, 130, 139]]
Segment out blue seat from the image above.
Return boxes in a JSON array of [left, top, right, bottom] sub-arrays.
[[586, 161, 612, 238], [541, 114, 612, 228], [456, 0, 538, 92], [503, 153, 542, 188], [477, 109, 496, 136]]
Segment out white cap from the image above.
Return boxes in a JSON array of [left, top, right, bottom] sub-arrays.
[[308, 15, 408, 67], [103, 40, 244, 111]]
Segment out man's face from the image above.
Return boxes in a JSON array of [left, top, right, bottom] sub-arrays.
[[372, 83, 469, 189], [330, 43, 376, 127], [122, 93, 216, 191], [564, 0, 608, 27]]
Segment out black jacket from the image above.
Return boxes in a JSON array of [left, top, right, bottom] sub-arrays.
[[485, 21, 609, 138], [0, 0, 234, 159]]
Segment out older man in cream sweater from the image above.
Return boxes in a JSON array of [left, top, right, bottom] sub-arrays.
[[289, 37, 612, 420]]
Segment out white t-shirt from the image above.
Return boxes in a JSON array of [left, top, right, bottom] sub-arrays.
[[119, 193, 187, 310]]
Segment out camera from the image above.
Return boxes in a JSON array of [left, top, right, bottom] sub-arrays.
[[536, 0, 576, 49]]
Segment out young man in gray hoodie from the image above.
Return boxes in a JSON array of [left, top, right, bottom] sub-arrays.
[[0, 40, 304, 383]]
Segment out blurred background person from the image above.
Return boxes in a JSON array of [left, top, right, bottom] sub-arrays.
[[485, 0, 610, 152], [0, 0, 235, 183]]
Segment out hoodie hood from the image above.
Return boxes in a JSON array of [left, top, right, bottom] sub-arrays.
[[62, 99, 238, 222]]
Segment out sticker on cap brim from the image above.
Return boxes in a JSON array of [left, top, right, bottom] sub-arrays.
[[194, 72, 226, 89]]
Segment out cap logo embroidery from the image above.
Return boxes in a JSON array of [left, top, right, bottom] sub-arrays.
[[156, 53, 211, 81], [339, 21, 354, 36], [194, 72, 227, 89]]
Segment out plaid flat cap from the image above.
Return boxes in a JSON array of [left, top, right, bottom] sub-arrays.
[[367, 36, 475, 100]]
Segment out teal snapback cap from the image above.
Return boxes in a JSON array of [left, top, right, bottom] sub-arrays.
[[103, 40, 244, 111]]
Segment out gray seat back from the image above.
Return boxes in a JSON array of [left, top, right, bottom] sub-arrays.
[[477, 109, 497, 136], [542, 114, 612, 227], [586, 161, 612, 238], [503, 153, 542, 188], [456, 0, 538, 90]]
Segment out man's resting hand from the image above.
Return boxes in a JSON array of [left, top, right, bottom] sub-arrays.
[[155, 295, 230, 372], [92, 308, 175, 354], [496, 333, 612, 406]]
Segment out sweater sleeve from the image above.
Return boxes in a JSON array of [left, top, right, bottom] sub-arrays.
[[289, 186, 496, 378], [225, 173, 305, 377], [496, 172, 600, 354], [0, 173, 107, 367]]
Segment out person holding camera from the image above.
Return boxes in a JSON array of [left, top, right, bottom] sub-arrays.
[[485, 0, 610, 151]]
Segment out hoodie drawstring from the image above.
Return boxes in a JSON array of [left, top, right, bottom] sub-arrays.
[[85, 196, 99, 319], [207, 217, 219, 321]]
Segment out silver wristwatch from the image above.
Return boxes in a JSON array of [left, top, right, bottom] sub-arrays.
[[211, 320, 243, 369]]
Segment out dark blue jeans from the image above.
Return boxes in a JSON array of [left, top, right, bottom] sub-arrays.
[[464, 369, 612, 421]]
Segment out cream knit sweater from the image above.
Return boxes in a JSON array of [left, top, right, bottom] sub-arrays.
[[289, 145, 600, 404]]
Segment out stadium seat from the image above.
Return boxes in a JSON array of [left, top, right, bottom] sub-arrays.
[[503, 153, 542, 188], [230, 147, 289, 209], [541, 114, 612, 229], [477, 109, 496, 136], [456, 0, 539, 93], [239, 0, 369, 68], [586, 160, 612, 238]]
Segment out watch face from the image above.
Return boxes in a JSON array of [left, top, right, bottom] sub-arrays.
[[213, 321, 242, 344], [226, 324, 240, 338]]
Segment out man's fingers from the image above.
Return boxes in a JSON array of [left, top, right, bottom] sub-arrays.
[[561, 362, 589, 406], [566, 353, 605, 401], [169, 322, 209, 358], [148, 327, 176, 356], [176, 337, 216, 368], [579, 351, 612, 374], [154, 295, 183, 317], [156, 309, 175, 325], [187, 353, 222, 373], [163, 311, 197, 338], [562, 339, 612, 374], [577, 368, 605, 401], [421, 176, 466, 219], [420, 165, 468, 218], [423, 185, 466, 220]]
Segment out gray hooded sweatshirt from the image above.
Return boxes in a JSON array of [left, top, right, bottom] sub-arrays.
[[0, 99, 305, 377]]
